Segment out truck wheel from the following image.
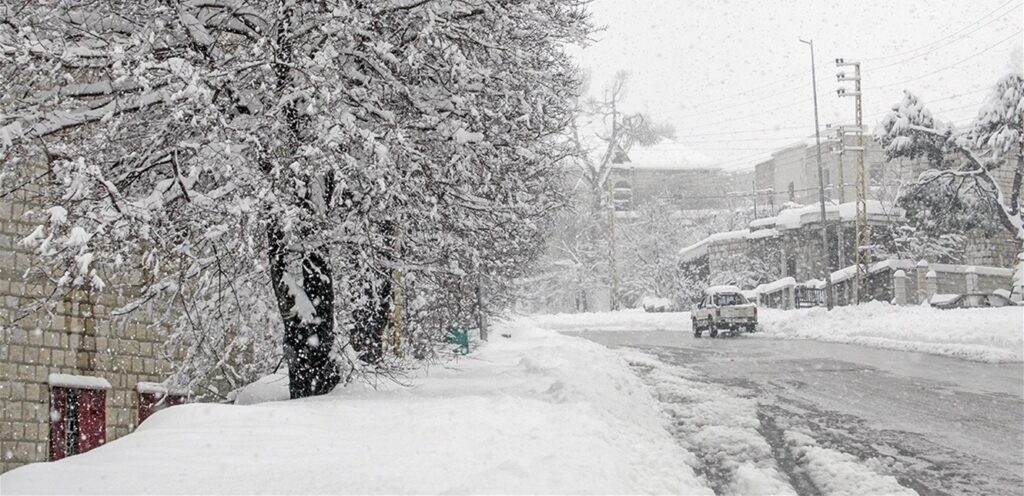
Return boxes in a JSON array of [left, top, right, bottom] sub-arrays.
[[691, 318, 702, 337], [709, 326, 718, 338]]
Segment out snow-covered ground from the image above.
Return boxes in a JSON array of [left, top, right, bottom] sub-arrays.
[[526, 308, 689, 332], [1, 321, 709, 495], [619, 350, 919, 496], [530, 302, 1023, 363], [759, 302, 1023, 363]]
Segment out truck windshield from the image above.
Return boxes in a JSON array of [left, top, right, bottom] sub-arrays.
[[714, 293, 746, 306]]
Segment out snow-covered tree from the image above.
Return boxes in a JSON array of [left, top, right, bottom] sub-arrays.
[[876, 75, 1024, 279], [0, 1, 591, 398], [617, 196, 691, 306]]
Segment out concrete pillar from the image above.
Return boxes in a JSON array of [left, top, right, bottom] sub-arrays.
[[925, 270, 938, 302], [915, 259, 930, 303], [893, 270, 908, 305], [965, 266, 979, 293]]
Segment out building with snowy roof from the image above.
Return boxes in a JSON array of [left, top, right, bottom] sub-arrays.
[[607, 138, 750, 213]]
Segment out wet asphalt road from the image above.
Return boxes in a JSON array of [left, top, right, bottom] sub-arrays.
[[566, 331, 1024, 496]]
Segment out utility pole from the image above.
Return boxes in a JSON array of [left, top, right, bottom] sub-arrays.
[[752, 179, 758, 218], [800, 38, 834, 310], [606, 174, 619, 311], [836, 58, 869, 303], [828, 124, 848, 266], [828, 124, 848, 204]]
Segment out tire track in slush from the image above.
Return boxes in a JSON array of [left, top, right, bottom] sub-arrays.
[[625, 357, 801, 496]]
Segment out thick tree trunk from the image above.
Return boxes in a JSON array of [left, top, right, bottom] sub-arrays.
[[263, 1, 338, 398], [350, 220, 396, 365], [267, 220, 340, 398], [350, 272, 390, 365]]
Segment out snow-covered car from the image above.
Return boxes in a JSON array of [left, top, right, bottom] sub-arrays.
[[691, 285, 758, 338], [641, 296, 673, 312], [929, 293, 1015, 309]]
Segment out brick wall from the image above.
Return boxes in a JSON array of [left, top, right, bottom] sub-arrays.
[[0, 170, 174, 474]]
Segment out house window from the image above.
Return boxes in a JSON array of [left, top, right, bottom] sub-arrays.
[[48, 374, 110, 461], [137, 382, 188, 425], [786, 254, 797, 277]]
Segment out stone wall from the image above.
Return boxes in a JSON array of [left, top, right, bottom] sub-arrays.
[[0, 171, 174, 474]]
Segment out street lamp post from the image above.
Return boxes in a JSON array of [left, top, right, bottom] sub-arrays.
[[799, 38, 835, 310]]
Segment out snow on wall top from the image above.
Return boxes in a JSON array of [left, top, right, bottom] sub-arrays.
[[48, 373, 111, 390], [749, 216, 778, 229], [756, 277, 796, 294], [614, 138, 719, 171], [137, 382, 188, 396], [748, 228, 780, 240], [679, 201, 903, 263], [678, 228, 749, 261]]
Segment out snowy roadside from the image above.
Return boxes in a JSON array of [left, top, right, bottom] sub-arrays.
[[526, 308, 689, 332], [1, 321, 710, 495], [529, 301, 1023, 363], [759, 302, 1024, 363]]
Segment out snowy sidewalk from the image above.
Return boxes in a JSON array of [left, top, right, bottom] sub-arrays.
[[1, 321, 709, 495], [759, 302, 1023, 363]]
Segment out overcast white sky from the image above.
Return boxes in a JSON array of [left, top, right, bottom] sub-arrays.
[[575, 0, 1023, 170]]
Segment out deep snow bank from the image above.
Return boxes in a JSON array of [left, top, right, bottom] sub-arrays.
[[2, 321, 709, 495], [527, 308, 690, 332], [760, 302, 1023, 363]]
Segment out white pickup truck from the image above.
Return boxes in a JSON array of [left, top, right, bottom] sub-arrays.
[[691, 285, 758, 338]]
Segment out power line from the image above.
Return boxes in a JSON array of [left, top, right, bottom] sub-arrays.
[[676, 134, 812, 144], [677, 125, 815, 138], [866, 29, 1023, 91], [859, 0, 1021, 62], [679, 98, 811, 131], [661, 3, 1019, 120]]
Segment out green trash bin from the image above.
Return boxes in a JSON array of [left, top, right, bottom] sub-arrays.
[[444, 326, 470, 355]]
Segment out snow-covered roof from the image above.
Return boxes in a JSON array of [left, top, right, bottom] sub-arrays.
[[614, 138, 719, 171], [48, 373, 111, 390]]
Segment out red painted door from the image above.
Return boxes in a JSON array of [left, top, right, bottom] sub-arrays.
[[77, 389, 106, 453], [138, 392, 186, 424], [49, 387, 106, 461]]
